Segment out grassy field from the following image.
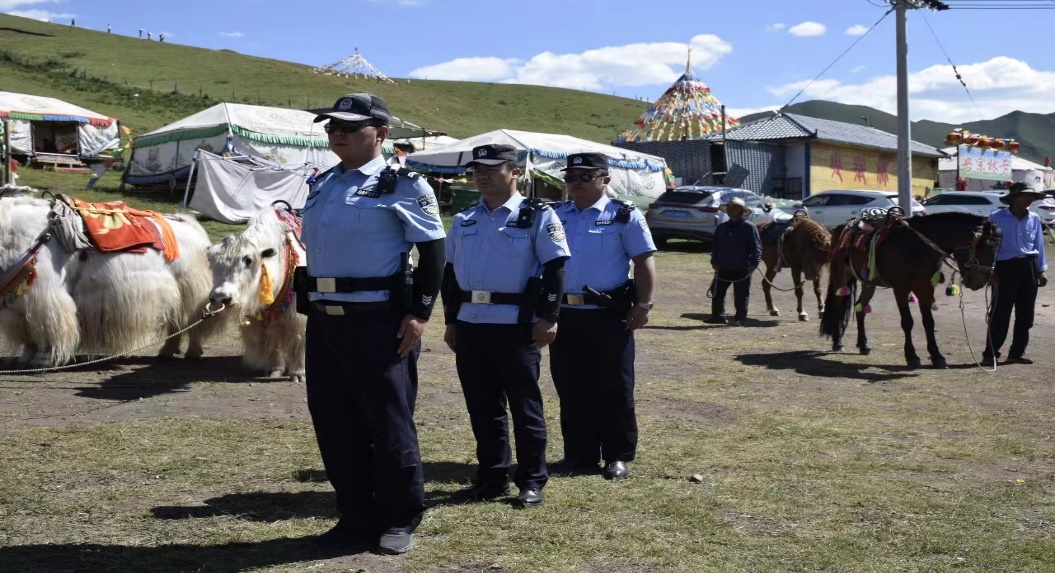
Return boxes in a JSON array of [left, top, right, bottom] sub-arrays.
[[0, 14, 645, 140], [1, 168, 1055, 572]]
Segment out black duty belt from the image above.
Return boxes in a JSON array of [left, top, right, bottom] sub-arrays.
[[459, 290, 525, 305], [311, 300, 397, 315], [562, 290, 617, 306], [307, 275, 395, 293]]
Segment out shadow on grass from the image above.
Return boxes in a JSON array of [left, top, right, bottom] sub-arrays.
[[645, 313, 780, 331], [735, 350, 920, 383], [73, 356, 267, 401], [0, 537, 372, 573]]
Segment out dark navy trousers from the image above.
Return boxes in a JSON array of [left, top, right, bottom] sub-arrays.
[[712, 267, 752, 322], [305, 308, 425, 534], [454, 321, 548, 491], [986, 256, 1040, 358], [549, 308, 638, 465]]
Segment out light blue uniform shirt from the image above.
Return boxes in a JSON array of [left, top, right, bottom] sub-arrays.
[[302, 156, 446, 302], [447, 194, 571, 324], [989, 208, 1048, 272], [555, 195, 657, 309]]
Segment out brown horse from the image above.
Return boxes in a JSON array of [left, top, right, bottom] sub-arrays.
[[820, 211, 1001, 368], [759, 212, 832, 321]]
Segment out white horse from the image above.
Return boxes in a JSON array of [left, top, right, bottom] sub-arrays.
[[0, 194, 218, 367]]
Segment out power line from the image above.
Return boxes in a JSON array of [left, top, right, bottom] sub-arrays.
[[780, 7, 894, 110], [917, 10, 987, 122]]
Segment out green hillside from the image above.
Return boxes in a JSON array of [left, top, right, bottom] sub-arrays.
[[741, 101, 1055, 165], [0, 14, 644, 141]]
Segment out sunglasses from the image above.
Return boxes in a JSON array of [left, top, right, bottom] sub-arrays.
[[563, 172, 603, 184], [324, 121, 377, 134]]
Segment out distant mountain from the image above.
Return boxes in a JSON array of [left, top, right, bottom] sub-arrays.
[[740, 101, 1053, 165]]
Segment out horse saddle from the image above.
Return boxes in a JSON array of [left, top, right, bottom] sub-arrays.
[[758, 220, 792, 247], [835, 209, 903, 282], [58, 195, 180, 260]]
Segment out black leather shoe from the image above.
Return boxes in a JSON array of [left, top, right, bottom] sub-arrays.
[[703, 316, 727, 325], [603, 461, 629, 480], [512, 487, 543, 508], [980, 355, 997, 367], [451, 483, 510, 504], [1008, 354, 1034, 364]]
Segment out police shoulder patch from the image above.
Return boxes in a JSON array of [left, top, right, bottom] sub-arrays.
[[639, 219, 651, 233], [547, 221, 566, 242], [416, 192, 439, 216]]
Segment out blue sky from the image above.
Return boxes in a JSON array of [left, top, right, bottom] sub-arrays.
[[5, 0, 1054, 123]]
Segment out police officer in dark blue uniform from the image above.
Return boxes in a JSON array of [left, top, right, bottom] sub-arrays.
[[300, 93, 446, 555], [441, 144, 571, 508], [550, 152, 657, 480]]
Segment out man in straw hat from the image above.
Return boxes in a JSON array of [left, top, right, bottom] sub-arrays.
[[982, 182, 1048, 366], [707, 197, 762, 327]]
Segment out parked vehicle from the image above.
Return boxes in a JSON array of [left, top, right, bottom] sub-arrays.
[[922, 191, 1004, 217], [794, 190, 925, 229], [644, 186, 789, 248]]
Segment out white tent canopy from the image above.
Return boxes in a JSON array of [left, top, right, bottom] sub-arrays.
[[938, 146, 1055, 190], [124, 102, 342, 187], [0, 91, 119, 159], [394, 135, 459, 151], [405, 129, 669, 198], [188, 151, 313, 223]]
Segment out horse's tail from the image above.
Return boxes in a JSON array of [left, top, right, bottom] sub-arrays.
[[820, 230, 854, 340]]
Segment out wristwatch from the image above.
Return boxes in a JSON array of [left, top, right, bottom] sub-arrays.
[[635, 301, 654, 311]]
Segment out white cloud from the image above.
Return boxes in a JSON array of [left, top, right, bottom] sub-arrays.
[[220, 31, 244, 38], [0, 0, 54, 10], [845, 24, 870, 36], [850, 65, 867, 73], [788, 22, 827, 37], [7, 9, 73, 21], [766, 23, 786, 32], [725, 106, 780, 119], [764, 56, 1055, 122], [409, 57, 520, 82], [410, 34, 733, 91]]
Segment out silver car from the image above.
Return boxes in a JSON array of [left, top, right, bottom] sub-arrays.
[[795, 190, 926, 229], [644, 186, 787, 248]]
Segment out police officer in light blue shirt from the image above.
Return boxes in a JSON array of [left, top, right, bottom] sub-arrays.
[[983, 182, 1049, 366], [441, 143, 571, 509], [549, 152, 657, 481], [300, 93, 445, 555]]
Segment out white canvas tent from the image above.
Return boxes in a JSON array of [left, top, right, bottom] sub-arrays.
[[124, 103, 342, 187], [187, 151, 314, 223], [0, 91, 120, 162], [394, 135, 459, 151], [938, 146, 1055, 190], [405, 129, 669, 198]]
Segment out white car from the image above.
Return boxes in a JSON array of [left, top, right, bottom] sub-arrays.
[[645, 187, 791, 248], [795, 190, 926, 229], [922, 191, 1004, 217]]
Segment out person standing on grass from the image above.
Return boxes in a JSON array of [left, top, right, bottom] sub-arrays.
[[549, 152, 656, 480], [983, 182, 1048, 366], [300, 93, 445, 555], [442, 144, 570, 509], [707, 197, 761, 327]]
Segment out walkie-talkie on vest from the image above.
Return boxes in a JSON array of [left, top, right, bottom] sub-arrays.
[[400, 252, 414, 312]]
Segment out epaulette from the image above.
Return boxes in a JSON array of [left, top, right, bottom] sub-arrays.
[[615, 200, 637, 223]]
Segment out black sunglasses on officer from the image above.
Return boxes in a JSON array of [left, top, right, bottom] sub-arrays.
[[563, 172, 605, 184], [324, 120, 380, 135]]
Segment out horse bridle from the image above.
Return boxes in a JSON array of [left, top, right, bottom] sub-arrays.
[[953, 221, 998, 276]]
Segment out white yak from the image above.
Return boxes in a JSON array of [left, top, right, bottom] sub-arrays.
[[0, 193, 219, 367], [207, 207, 306, 382]]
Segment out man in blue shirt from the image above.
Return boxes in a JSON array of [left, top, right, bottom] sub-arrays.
[[301, 93, 446, 555], [708, 198, 762, 326], [442, 144, 571, 508], [983, 182, 1049, 366], [549, 152, 657, 480]]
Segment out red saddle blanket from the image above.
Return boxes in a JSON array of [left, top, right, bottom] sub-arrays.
[[65, 197, 180, 261]]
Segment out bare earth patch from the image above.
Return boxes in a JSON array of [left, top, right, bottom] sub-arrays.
[[1, 240, 1054, 572]]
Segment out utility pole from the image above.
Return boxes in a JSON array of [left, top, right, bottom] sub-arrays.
[[892, 0, 948, 213], [895, 0, 913, 214]]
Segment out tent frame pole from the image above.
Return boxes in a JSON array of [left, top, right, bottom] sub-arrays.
[[2, 119, 11, 185], [180, 149, 200, 212]]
